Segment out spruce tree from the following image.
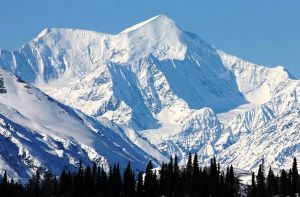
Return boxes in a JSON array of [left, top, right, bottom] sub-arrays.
[[59, 169, 68, 196], [52, 176, 58, 197], [288, 169, 293, 196], [210, 157, 219, 196], [83, 166, 93, 197], [186, 152, 193, 177], [173, 155, 180, 196], [249, 172, 256, 197], [185, 152, 193, 195], [144, 161, 157, 197], [41, 170, 53, 197], [136, 171, 144, 197], [108, 163, 122, 197], [1, 170, 8, 196], [280, 169, 289, 196], [27, 169, 41, 197], [192, 153, 200, 195], [92, 162, 97, 195], [159, 162, 168, 195], [256, 163, 266, 197], [123, 162, 135, 197], [75, 159, 84, 197], [96, 166, 108, 196], [167, 156, 174, 196], [292, 157, 298, 195], [266, 166, 277, 197]]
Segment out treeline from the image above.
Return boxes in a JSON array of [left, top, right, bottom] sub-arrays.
[[248, 157, 300, 197], [0, 153, 239, 197]]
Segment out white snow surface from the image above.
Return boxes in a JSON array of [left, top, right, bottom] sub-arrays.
[[1, 15, 300, 176], [0, 68, 165, 179]]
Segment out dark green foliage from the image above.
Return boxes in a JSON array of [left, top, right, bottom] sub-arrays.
[[280, 169, 289, 196], [144, 160, 158, 197], [0, 155, 243, 197], [83, 166, 93, 197], [136, 171, 144, 197], [249, 172, 256, 197], [123, 162, 135, 197], [108, 163, 122, 197], [255, 162, 266, 197], [292, 157, 298, 194], [40, 170, 54, 197], [249, 157, 300, 197], [74, 159, 84, 197], [266, 167, 277, 196]]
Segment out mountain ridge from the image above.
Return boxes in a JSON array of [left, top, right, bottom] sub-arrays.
[[0, 15, 299, 176]]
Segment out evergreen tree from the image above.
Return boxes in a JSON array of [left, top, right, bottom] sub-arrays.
[[186, 152, 193, 177], [225, 165, 237, 197], [144, 161, 157, 197], [173, 155, 181, 196], [158, 162, 168, 195], [92, 162, 97, 195], [0, 156, 246, 197], [249, 172, 256, 197], [256, 163, 266, 197], [266, 166, 277, 197], [136, 172, 144, 197], [67, 170, 73, 195], [288, 169, 293, 196], [153, 170, 159, 196], [292, 157, 298, 195], [210, 157, 219, 196], [83, 166, 93, 197], [59, 169, 69, 196], [184, 152, 193, 195], [108, 163, 122, 197], [95, 166, 108, 196], [279, 169, 289, 196], [1, 170, 8, 196], [27, 168, 41, 197], [74, 159, 84, 197], [167, 156, 174, 196], [123, 162, 135, 197], [192, 153, 200, 195], [40, 170, 53, 197], [52, 176, 59, 197]]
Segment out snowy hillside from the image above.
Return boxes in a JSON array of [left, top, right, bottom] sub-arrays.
[[1, 14, 300, 173], [0, 68, 164, 179]]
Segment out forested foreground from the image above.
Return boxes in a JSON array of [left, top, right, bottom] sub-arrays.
[[0, 154, 299, 197], [248, 157, 300, 197], [0, 153, 239, 197]]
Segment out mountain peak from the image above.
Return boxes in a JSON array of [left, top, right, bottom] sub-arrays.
[[121, 14, 178, 34]]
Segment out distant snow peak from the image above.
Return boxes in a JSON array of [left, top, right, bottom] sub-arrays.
[[121, 14, 177, 34], [119, 14, 186, 62], [34, 28, 50, 41]]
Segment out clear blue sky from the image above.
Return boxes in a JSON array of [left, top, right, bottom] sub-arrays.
[[1, 0, 299, 77]]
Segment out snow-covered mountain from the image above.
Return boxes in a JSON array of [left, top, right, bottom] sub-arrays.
[[215, 52, 300, 170], [0, 67, 165, 179], [0, 14, 299, 174]]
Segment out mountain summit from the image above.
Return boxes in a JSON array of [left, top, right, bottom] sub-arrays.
[[121, 14, 179, 33], [0, 15, 300, 176]]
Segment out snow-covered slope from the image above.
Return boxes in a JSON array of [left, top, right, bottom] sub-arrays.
[[218, 51, 297, 105], [0, 67, 164, 179], [216, 82, 300, 170], [1, 14, 300, 172], [214, 52, 300, 170]]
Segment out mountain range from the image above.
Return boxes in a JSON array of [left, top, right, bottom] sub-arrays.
[[0, 15, 299, 178]]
